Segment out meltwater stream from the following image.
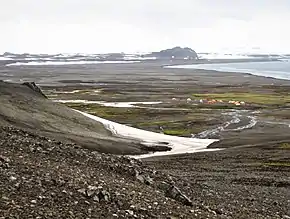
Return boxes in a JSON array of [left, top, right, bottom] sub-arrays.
[[193, 110, 258, 139]]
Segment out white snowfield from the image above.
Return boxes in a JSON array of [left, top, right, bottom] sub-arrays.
[[6, 60, 140, 66], [75, 110, 220, 159], [0, 57, 13, 60], [55, 100, 162, 108]]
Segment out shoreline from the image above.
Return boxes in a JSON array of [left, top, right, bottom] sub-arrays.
[[165, 60, 290, 81], [2, 60, 290, 88]]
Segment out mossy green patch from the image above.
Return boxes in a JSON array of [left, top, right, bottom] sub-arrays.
[[163, 129, 193, 136], [192, 92, 290, 105], [138, 120, 174, 126], [61, 102, 216, 137], [279, 143, 290, 149]]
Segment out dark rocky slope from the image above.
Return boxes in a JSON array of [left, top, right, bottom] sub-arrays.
[[0, 81, 163, 155], [0, 126, 214, 218], [1, 123, 289, 218]]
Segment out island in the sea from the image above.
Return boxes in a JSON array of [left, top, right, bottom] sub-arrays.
[[144, 46, 199, 60]]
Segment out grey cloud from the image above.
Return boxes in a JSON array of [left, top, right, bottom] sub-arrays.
[[1, 0, 289, 28], [1, 0, 290, 53]]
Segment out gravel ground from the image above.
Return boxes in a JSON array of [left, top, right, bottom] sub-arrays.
[[1, 126, 289, 218], [144, 145, 290, 219], [0, 126, 220, 219]]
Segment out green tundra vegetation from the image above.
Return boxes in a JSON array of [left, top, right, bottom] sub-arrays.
[[192, 92, 290, 105], [63, 102, 220, 137]]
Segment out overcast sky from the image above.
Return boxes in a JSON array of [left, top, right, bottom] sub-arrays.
[[1, 0, 290, 54]]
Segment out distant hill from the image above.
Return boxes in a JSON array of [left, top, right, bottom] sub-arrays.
[[144, 47, 198, 60]]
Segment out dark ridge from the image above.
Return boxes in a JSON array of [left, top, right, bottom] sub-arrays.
[[144, 46, 199, 60], [22, 82, 47, 98]]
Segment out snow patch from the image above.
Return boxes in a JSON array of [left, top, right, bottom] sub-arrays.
[[6, 60, 140, 66], [197, 53, 254, 60], [0, 57, 13, 60], [54, 100, 162, 108], [75, 110, 219, 158]]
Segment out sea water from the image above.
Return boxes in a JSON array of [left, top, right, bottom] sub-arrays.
[[166, 60, 290, 80]]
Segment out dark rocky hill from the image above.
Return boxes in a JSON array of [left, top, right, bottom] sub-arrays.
[[0, 81, 164, 155], [145, 47, 198, 60]]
